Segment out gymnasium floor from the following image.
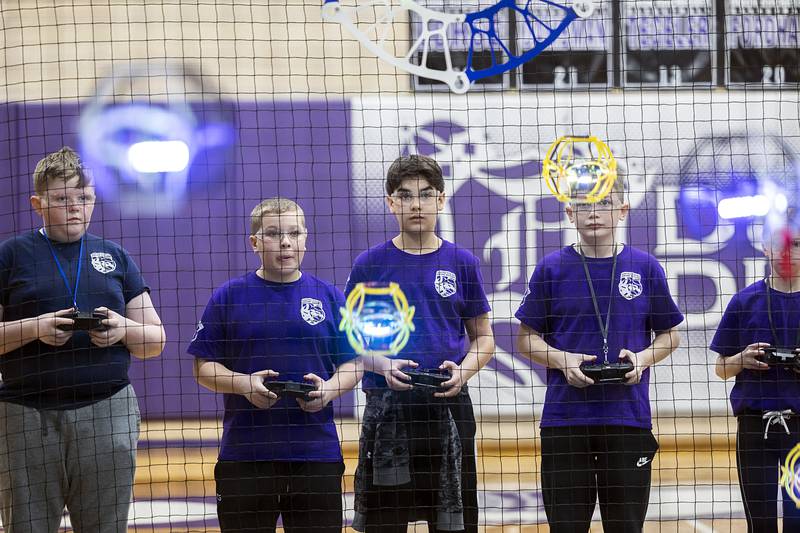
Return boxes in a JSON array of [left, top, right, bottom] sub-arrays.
[[100, 417, 758, 532]]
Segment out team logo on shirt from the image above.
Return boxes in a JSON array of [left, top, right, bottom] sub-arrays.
[[300, 298, 326, 325], [618, 271, 643, 300], [434, 270, 457, 298], [90, 252, 117, 274]]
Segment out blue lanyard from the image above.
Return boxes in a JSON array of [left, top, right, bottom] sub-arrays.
[[42, 229, 84, 310]]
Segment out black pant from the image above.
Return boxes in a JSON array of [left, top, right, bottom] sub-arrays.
[[736, 412, 800, 533], [214, 460, 345, 533], [540, 425, 659, 533], [362, 391, 478, 533]]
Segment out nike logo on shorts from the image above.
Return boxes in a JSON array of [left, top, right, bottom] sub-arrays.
[[636, 456, 651, 467]]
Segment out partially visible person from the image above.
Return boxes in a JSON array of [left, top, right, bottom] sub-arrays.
[[712, 227, 800, 533]]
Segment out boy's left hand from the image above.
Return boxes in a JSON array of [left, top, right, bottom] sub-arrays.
[[89, 307, 127, 347], [619, 349, 645, 385], [297, 373, 332, 413], [435, 360, 466, 398]]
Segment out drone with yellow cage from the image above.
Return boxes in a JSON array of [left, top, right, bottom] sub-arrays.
[[542, 135, 618, 204]]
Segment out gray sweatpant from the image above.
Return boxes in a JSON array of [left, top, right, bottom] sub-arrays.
[[0, 385, 140, 533]]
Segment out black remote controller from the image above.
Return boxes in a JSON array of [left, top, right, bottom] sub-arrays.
[[579, 361, 634, 384], [57, 311, 107, 332], [761, 347, 800, 367], [264, 380, 316, 400], [404, 369, 452, 391]]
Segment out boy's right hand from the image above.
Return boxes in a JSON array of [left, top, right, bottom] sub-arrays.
[[738, 343, 770, 371], [557, 352, 596, 388], [375, 357, 417, 391], [235, 369, 280, 409], [36, 308, 76, 346]]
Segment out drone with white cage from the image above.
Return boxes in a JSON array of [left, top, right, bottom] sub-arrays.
[[323, 0, 595, 94]]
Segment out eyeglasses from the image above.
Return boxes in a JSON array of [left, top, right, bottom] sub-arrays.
[[571, 198, 615, 211], [256, 230, 305, 241], [391, 190, 440, 204], [44, 192, 95, 207]]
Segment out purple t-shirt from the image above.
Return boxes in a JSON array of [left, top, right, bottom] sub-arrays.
[[187, 272, 356, 462], [710, 280, 800, 415], [346, 239, 491, 389], [515, 245, 683, 429]]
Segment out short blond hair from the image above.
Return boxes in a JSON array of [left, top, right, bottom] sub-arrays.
[[33, 146, 91, 195], [250, 197, 305, 235], [612, 171, 628, 202]]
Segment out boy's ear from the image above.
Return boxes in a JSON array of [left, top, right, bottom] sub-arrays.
[[385, 195, 396, 214], [30, 195, 44, 216], [565, 202, 575, 223], [617, 202, 630, 221], [437, 190, 446, 211], [248, 234, 259, 251]]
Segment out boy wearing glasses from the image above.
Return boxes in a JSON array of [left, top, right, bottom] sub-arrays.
[[346, 154, 495, 532], [711, 225, 800, 532], [515, 176, 683, 532], [189, 198, 362, 532]]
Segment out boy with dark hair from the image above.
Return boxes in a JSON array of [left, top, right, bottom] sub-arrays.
[[189, 197, 362, 533], [711, 226, 800, 532], [515, 177, 683, 532], [0, 146, 166, 532], [347, 154, 495, 532]]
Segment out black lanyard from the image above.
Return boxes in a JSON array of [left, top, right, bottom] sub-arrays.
[[764, 277, 800, 349], [578, 243, 618, 358], [42, 229, 85, 310]]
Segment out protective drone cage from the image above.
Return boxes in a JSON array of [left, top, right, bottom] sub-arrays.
[[322, 0, 594, 93]]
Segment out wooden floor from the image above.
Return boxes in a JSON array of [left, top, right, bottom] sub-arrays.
[[44, 417, 768, 531]]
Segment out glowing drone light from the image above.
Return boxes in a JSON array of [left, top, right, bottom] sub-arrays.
[[79, 60, 235, 215], [322, 0, 594, 94], [339, 282, 416, 356], [780, 443, 800, 508], [542, 135, 618, 203]]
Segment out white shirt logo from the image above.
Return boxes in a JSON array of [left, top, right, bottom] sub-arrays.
[[434, 270, 457, 298], [90, 252, 117, 274], [636, 456, 651, 467], [619, 271, 643, 300], [300, 298, 325, 325]]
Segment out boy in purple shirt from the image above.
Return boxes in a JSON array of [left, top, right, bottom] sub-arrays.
[[516, 178, 683, 532], [711, 228, 800, 532], [188, 198, 362, 533], [346, 155, 495, 532]]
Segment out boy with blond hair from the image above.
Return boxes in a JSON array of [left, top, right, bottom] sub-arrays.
[[189, 197, 361, 532], [516, 177, 683, 532], [0, 146, 165, 532]]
